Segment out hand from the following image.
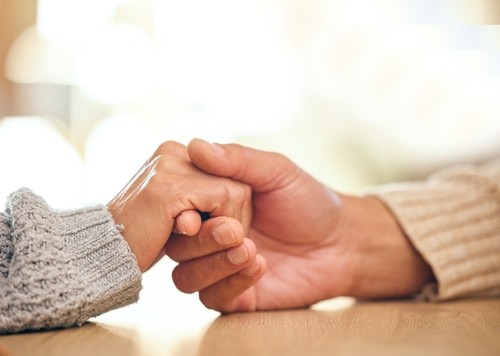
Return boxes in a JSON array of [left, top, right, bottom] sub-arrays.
[[107, 141, 252, 272], [165, 139, 433, 312]]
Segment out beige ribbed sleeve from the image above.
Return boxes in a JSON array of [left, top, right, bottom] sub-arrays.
[[375, 159, 500, 301]]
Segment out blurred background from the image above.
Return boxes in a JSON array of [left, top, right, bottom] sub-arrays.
[[1, 0, 499, 348], [1, 0, 499, 209]]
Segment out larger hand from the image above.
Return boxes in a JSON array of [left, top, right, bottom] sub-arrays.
[[165, 139, 433, 312]]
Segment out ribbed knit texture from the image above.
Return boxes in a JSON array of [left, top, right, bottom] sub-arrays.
[[0, 213, 13, 279], [0, 188, 142, 334], [376, 160, 500, 301]]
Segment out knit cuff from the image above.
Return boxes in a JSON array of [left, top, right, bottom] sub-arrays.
[[0, 188, 142, 333], [0, 212, 13, 280], [374, 178, 500, 301]]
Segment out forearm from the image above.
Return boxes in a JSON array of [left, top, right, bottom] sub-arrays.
[[0, 189, 142, 334]]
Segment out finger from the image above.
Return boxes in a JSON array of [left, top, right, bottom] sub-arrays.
[[173, 210, 202, 236], [166, 217, 245, 262], [187, 138, 299, 192], [172, 238, 256, 293], [199, 255, 266, 313]]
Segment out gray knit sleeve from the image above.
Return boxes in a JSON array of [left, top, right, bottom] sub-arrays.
[[0, 212, 13, 280], [0, 188, 142, 334]]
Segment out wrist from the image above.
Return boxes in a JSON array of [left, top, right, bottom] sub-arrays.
[[338, 194, 434, 299], [106, 202, 146, 272]]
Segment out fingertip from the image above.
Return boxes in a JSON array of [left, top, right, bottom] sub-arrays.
[[199, 253, 265, 313], [242, 254, 266, 277], [188, 137, 206, 147], [188, 138, 223, 157], [241, 237, 257, 260], [188, 138, 230, 177], [225, 238, 258, 269], [187, 138, 204, 153], [173, 210, 202, 236]]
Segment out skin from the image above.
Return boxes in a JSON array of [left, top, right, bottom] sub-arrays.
[[107, 141, 253, 272], [165, 139, 434, 312]]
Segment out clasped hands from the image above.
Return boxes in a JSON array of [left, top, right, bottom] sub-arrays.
[[108, 139, 434, 313]]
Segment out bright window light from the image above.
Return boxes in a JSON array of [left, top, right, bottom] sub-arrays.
[[37, 0, 126, 45], [74, 24, 157, 104], [84, 114, 161, 204], [4, 26, 77, 84], [0, 117, 85, 209], [153, 0, 303, 135]]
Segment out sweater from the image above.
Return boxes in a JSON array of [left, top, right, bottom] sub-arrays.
[[0, 189, 142, 334], [376, 159, 500, 300]]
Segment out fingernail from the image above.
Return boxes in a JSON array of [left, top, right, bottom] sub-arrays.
[[243, 258, 261, 276], [197, 138, 223, 154], [227, 245, 249, 265], [176, 214, 187, 235], [214, 222, 237, 246], [210, 142, 224, 154]]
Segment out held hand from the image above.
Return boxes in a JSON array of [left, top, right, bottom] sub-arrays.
[[166, 139, 433, 312], [107, 141, 252, 272]]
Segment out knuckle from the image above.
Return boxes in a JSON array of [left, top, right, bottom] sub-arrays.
[[229, 182, 252, 215], [243, 183, 252, 198], [230, 180, 249, 198], [238, 183, 252, 204], [156, 140, 181, 154], [220, 179, 251, 205], [156, 154, 177, 173], [215, 183, 231, 204], [143, 155, 171, 182]]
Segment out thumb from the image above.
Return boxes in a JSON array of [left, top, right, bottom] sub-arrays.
[[187, 138, 299, 192]]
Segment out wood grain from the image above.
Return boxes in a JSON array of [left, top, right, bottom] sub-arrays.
[[1, 298, 499, 356], [201, 298, 500, 356]]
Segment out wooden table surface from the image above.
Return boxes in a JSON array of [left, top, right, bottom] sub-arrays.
[[1, 298, 499, 356]]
